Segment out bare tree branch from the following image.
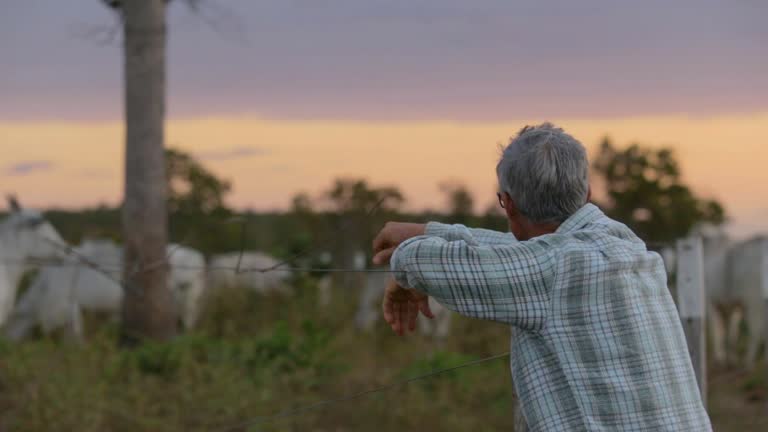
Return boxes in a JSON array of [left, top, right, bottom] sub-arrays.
[[101, 0, 250, 46]]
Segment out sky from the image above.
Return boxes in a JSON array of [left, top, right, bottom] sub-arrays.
[[1, 0, 767, 238]]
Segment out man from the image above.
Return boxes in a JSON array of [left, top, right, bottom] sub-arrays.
[[372, 123, 711, 431]]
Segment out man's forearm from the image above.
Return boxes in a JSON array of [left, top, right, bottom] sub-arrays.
[[389, 234, 552, 329]]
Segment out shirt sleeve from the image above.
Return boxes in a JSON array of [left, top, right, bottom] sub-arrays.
[[424, 221, 516, 246], [390, 234, 555, 330]]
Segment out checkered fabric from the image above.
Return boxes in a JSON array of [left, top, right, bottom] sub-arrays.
[[391, 204, 711, 431]]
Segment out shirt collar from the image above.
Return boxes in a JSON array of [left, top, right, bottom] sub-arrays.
[[555, 203, 604, 234]]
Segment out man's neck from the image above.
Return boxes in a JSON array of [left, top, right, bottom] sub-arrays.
[[517, 220, 560, 241]]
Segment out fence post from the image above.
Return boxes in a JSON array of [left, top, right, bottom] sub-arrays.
[[676, 236, 707, 407]]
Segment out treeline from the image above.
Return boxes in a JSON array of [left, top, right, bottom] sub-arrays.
[[39, 194, 508, 263], [19, 137, 726, 262]]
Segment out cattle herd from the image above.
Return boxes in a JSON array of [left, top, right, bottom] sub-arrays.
[[661, 226, 768, 369], [0, 200, 450, 343], [0, 200, 765, 371]]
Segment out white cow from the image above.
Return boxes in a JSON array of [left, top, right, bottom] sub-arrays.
[[5, 239, 121, 339], [167, 245, 206, 330], [418, 297, 453, 340], [721, 236, 767, 368], [208, 251, 292, 294], [4, 240, 206, 340], [354, 271, 389, 331], [354, 271, 452, 341], [0, 197, 65, 326], [662, 230, 767, 369]]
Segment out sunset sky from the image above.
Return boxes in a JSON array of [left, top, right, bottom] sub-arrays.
[[1, 0, 767, 238]]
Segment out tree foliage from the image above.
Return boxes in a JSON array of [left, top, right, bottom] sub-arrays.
[[164, 148, 237, 254], [166, 148, 232, 217], [328, 179, 403, 286], [324, 178, 404, 215], [592, 138, 725, 243], [439, 181, 475, 225], [282, 179, 407, 284]]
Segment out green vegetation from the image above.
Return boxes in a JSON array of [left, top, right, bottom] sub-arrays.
[[2, 284, 762, 431], [0, 283, 515, 432], [592, 138, 726, 243]]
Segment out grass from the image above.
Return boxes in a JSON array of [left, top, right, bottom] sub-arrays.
[[2, 276, 764, 431], [0, 277, 515, 432]]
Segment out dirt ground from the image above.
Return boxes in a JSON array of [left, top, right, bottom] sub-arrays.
[[708, 366, 767, 431]]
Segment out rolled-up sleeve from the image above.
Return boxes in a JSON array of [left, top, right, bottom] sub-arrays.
[[390, 235, 555, 330]]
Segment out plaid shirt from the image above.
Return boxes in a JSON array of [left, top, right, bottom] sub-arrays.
[[391, 204, 711, 431]]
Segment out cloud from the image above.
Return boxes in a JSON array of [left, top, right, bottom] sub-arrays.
[[197, 146, 269, 161], [4, 160, 54, 176], [3, 0, 767, 122]]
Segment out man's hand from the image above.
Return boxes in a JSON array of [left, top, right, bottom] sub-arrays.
[[382, 277, 434, 336], [372, 222, 426, 265]]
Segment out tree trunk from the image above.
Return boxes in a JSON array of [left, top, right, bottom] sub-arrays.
[[121, 0, 175, 343]]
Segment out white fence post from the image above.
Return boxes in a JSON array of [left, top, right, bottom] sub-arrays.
[[676, 237, 707, 407]]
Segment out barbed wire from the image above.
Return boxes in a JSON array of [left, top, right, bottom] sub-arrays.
[[1, 205, 516, 429], [5, 245, 677, 278], [2, 195, 680, 285], [212, 352, 511, 431], [2, 256, 395, 275], [2, 238, 680, 280], [241, 195, 391, 274], [8, 204, 685, 429], [2, 197, 398, 285]]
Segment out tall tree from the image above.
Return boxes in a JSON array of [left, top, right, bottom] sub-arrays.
[[166, 148, 232, 216], [110, 0, 175, 342], [324, 178, 404, 286], [325, 178, 404, 215], [438, 180, 475, 225], [165, 147, 235, 254], [592, 138, 726, 244]]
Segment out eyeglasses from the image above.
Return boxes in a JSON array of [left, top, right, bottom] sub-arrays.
[[497, 192, 505, 209]]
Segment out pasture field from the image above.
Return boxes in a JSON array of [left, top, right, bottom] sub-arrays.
[[1, 276, 766, 432]]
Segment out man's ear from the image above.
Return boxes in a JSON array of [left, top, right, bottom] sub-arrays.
[[504, 194, 519, 219]]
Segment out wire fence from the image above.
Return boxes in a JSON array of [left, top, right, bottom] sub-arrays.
[[16, 254, 399, 275], [0, 200, 684, 430], [4, 256, 397, 274], [5, 196, 399, 282], [1, 202, 521, 430]]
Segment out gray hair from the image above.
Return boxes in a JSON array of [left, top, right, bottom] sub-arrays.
[[496, 122, 589, 224]]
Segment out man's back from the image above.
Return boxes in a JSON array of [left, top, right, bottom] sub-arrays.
[[391, 204, 712, 431], [511, 206, 710, 431]]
